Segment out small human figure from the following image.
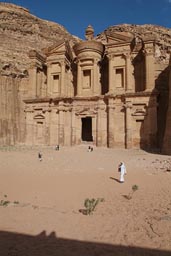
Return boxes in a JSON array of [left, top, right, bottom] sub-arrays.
[[38, 152, 42, 161], [55, 145, 59, 151], [88, 146, 91, 152], [88, 146, 93, 152], [118, 162, 127, 183]]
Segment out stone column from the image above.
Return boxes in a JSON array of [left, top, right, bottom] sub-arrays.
[[108, 98, 115, 148], [93, 58, 101, 95], [77, 60, 81, 96], [44, 110, 50, 145], [125, 101, 133, 149], [96, 99, 107, 146], [64, 106, 72, 146], [58, 102, 64, 145], [75, 116, 81, 145], [71, 107, 76, 145], [108, 55, 115, 94], [144, 44, 155, 91], [61, 61, 66, 97], [49, 107, 58, 146], [28, 66, 37, 97], [96, 104, 102, 147], [47, 63, 51, 96], [125, 53, 133, 92]]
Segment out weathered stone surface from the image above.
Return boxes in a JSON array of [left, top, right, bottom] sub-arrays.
[[97, 24, 171, 64], [0, 3, 79, 76], [0, 3, 171, 154]]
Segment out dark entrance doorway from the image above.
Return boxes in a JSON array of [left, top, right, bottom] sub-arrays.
[[81, 117, 93, 142]]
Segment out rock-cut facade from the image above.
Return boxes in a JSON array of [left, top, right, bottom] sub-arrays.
[[24, 25, 158, 149]]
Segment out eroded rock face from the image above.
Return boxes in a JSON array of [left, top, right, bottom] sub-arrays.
[[0, 3, 171, 152], [0, 3, 79, 77], [96, 24, 171, 65]]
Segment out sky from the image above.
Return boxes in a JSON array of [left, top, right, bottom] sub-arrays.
[[1, 0, 171, 39]]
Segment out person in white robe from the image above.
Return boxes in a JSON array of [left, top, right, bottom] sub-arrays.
[[119, 162, 127, 183]]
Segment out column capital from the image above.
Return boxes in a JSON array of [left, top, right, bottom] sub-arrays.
[[143, 47, 154, 56], [124, 102, 133, 109], [108, 104, 115, 110], [123, 52, 131, 59], [107, 54, 114, 60]]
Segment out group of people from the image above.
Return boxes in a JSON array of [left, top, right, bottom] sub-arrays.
[[87, 145, 93, 152], [38, 147, 127, 184], [38, 145, 60, 162]]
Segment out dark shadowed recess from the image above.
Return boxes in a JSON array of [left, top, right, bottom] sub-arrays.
[[0, 230, 170, 256]]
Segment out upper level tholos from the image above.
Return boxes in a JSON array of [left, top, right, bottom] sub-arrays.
[[27, 25, 156, 99]]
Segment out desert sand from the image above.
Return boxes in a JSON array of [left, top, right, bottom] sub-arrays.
[[0, 145, 171, 256]]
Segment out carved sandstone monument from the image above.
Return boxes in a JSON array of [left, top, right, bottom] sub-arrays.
[[1, 3, 171, 153]]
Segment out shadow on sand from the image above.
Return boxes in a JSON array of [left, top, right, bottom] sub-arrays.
[[110, 177, 121, 183], [0, 230, 170, 256]]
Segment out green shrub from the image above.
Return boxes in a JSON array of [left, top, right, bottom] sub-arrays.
[[83, 198, 104, 215]]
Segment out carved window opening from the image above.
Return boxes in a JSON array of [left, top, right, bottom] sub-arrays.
[[53, 74, 60, 93], [83, 69, 91, 89], [116, 68, 124, 88], [81, 117, 93, 142]]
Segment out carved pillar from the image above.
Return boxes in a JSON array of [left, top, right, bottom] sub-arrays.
[[108, 55, 115, 94], [125, 53, 133, 92], [108, 98, 115, 148], [58, 102, 64, 145], [44, 110, 50, 145], [47, 63, 51, 96], [28, 66, 37, 97], [96, 100, 107, 146], [125, 102, 133, 149], [61, 61, 66, 96], [144, 44, 155, 91], [36, 68, 43, 97], [64, 106, 72, 146], [28, 50, 45, 97], [93, 58, 101, 95], [77, 60, 81, 96], [49, 107, 58, 145], [71, 107, 76, 146]]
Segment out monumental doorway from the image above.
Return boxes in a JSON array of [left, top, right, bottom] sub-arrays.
[[81, 117, 93, 142]]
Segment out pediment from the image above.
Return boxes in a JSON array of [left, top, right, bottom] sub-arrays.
[[106, 31, 133, 44], [44, 40, 73, 59], [46, 40, 66, 55]]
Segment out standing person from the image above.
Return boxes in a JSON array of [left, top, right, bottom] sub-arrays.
[[38, 152, 42, 161], [118, 162, 127, 183], [55, 145, 59, 151]]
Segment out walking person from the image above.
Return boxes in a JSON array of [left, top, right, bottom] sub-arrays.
[[38, 151, 42, 161], [118, 162, 127, 183]]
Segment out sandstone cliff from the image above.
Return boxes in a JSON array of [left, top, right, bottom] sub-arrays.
[[97, 23, 171, 66], [1, 2, 171, 151], [0, 2, 80, 145], [1, 3, 171, 77], [0, 2, 79, 77]]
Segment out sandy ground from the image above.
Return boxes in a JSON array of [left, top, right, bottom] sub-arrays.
[[0, 145, 171, 255]]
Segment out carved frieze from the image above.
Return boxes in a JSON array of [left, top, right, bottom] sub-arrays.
[[75, 107, 97, 116]]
